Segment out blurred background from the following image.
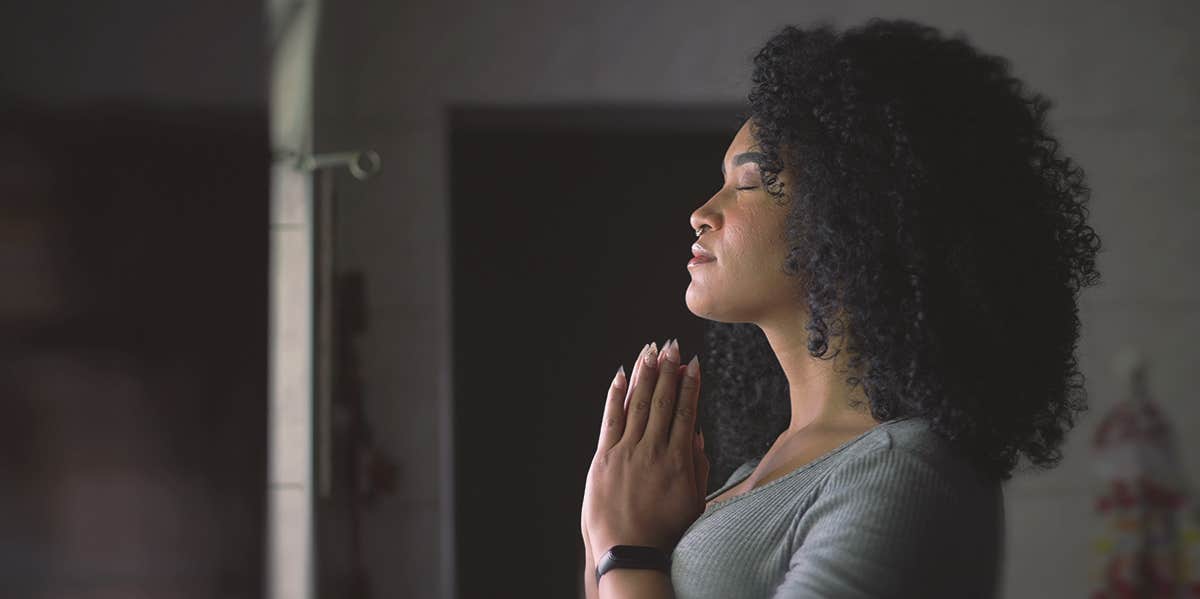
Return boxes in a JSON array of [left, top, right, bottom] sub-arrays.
[[1, 1, 1197, 598]]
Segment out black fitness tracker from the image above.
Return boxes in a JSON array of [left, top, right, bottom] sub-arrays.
[[595, 545, 672, 585]]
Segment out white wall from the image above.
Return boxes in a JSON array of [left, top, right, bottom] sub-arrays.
[[0, 0, 263, 105], [314, 1, 1200, 597]]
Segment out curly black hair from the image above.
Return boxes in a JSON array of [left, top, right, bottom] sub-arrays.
[[697, 18, 1103, 484]]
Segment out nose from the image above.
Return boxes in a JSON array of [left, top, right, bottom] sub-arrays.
[[690, 195, 721, 236]]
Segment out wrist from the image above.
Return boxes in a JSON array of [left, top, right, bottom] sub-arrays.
[[594, 544, 672, 587], [597, 568, 672, 596]]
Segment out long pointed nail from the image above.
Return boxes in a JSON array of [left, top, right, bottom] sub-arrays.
[[632, 345, 648, 383], [644, 342, 659, 368]]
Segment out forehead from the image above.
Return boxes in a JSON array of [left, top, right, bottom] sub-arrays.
[[724, 121, 757, 157]]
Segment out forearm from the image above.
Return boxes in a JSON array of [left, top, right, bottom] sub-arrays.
[[598, 569, 675, 599]]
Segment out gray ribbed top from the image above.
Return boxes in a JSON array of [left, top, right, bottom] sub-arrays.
[[670, 416, 1005, 598]]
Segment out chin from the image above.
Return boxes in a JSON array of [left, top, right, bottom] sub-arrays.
[[685, 282, 728, 322], [684, 282, 708, 318], [686, 281, 768, 325]]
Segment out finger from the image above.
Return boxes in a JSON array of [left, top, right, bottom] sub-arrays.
[[642, 339, 682, 449], [596, 365, 628, 451], [693, 429, 710, 500], [621, 341, 660, 443], [623, 343, 648, 412], [668, 354, 702, 454]]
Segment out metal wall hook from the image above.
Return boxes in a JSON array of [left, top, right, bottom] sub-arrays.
[[276, 149, 382, 180]]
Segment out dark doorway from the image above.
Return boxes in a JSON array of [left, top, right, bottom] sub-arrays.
[[450, 106, 740, 598]]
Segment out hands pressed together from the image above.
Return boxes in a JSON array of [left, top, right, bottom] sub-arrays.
[[581, 339, 710, 564]]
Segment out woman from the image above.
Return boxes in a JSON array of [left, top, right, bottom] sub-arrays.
[[580, 17, 1102, 599]]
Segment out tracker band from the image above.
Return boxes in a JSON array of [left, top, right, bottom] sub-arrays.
[[595, 545, 672, 585]]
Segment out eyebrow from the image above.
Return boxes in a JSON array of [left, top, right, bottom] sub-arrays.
[[722, 151, 766, 176]]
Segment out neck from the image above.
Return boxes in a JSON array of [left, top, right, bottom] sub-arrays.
[[758, 313, 877, 435]]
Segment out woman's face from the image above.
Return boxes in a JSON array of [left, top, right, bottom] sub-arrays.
[[686, 120, 798, 324]]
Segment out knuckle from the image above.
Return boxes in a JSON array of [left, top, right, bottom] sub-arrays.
[[674, 404, 696, 421], [654, 396, 673, 410], [596, 446, 626, 468], [667, 454, 688, 473], [634, 398, 652, 412]]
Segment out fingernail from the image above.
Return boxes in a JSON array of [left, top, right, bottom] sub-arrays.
[[614, 365, 627, 389], [644, 342, 659, 368], [666, 339, 680, 363], [685, 355, 699, 379]]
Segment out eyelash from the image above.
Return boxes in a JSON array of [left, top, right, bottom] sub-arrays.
[[735, 186, 758, 191]]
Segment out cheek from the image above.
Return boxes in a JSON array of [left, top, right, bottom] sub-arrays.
[[725, 216, 781, 269], [720, 224, 755, 267]]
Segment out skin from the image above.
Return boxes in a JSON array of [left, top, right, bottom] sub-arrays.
[[687, 120, 877, 438], [581, 340, 706, 599], [580, 120, 880, 598]]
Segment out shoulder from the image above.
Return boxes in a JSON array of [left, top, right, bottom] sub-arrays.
[[799, 415, 1004, 548], [826, 416, 996, 494], [781, 417, 1005, 597], [878, 416, 960, 461]]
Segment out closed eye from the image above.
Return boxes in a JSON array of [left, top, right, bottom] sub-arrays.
[[736, 186, 758, 191]]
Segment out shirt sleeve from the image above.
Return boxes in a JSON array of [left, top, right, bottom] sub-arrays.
[[770, 444, 996, 599]]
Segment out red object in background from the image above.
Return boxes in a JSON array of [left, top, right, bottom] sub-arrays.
[[1089, 348, 1200, 598]]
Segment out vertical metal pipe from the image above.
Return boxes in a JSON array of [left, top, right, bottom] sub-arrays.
[[314, 168, 335, 500], [267, 164, 315, 599], [266, 1, 320, 598]]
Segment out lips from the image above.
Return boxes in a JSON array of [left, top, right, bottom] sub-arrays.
[[689, 243, 715, 269]]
